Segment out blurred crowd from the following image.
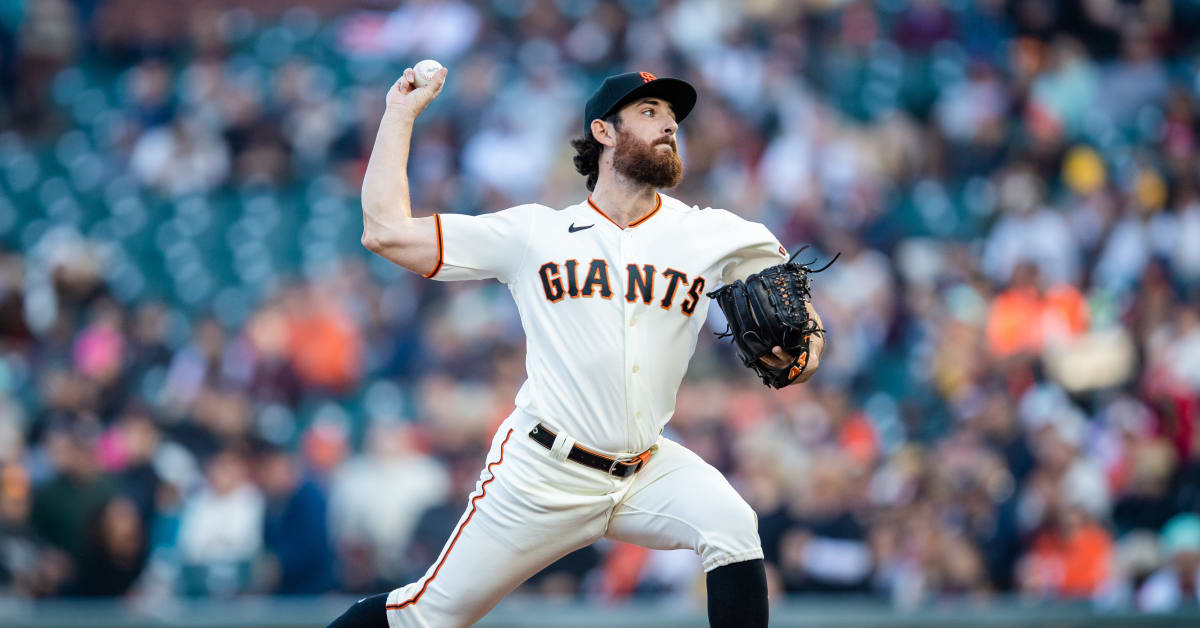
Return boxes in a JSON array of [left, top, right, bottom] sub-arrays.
[[2, 0, 1200, 613]]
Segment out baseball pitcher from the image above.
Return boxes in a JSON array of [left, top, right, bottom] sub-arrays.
[[328, 66, 826, 628]]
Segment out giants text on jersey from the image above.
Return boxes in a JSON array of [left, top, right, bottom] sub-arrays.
[[428, 193, 787, 455]]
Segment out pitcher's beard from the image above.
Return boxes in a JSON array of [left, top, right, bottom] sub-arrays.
[[612, 130, 683, 189]]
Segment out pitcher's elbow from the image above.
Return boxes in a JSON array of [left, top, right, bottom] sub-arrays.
[[360, 230, 386, 253]]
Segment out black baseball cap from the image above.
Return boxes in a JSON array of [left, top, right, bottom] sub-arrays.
[[583, 71, 697, 139]]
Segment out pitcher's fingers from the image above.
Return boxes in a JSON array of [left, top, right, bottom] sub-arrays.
[[807, 331, 825, 357], [806, 302, 823, 327], [392, 71, 415, 96], [431, 67, 449, 93]]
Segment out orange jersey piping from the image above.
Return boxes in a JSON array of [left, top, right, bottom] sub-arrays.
[[586, 193, 661, 229], [424, 214, 444, 278]]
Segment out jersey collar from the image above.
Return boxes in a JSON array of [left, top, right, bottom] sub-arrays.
[[586, 193, 662, 230]]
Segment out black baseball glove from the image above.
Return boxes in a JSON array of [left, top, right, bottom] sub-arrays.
[[707, 247, 837, 389]]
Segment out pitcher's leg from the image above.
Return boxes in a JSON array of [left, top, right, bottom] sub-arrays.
[[384, 490, 582, 628], [383, 426, 612, 628], [381, 429, 583, 627], [328, 426, 607, 628], [327, 593, 388, 628], [706, 558, 768, 628], [605, 438, 766, 628], [605, 438, 763, 572]]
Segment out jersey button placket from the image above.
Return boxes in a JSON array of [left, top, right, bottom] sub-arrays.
[[625, 228, 649, 445], [620, 229, 637, 451]]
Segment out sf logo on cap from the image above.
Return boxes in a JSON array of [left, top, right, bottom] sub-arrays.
[[640, 72, 656, 83]]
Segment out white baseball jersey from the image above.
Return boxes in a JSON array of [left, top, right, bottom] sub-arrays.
[[383, 192, 782, 627], [428, 192, 787, 455]]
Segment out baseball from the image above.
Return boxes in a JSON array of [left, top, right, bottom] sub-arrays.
[[413, 59, 443, 88]]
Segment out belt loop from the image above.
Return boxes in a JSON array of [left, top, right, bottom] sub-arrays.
[[549, 431, 575, 463]]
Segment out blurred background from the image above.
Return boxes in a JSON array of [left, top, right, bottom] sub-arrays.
[[2, 0, 1200, 626]]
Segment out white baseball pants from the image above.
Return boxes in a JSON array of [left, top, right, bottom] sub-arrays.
[[384, 409, 763, 628]]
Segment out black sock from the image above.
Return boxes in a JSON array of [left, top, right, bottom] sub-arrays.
[[706, 558, 768, 628], [327, 592, 389, 628]]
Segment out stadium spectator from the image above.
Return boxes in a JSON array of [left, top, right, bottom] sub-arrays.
[[1137, 513, 1200, 611], [72, 496, 146, 596], [256, 441, 337, 595], [176, 447, 263, 597], [329, 422, 448, 585], [31, 422, 116, 570]]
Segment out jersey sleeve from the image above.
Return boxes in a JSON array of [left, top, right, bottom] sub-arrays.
[[719, 217, 789, 285], [430, 204, 538, 283]]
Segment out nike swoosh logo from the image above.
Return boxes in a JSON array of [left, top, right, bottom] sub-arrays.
[[568, 223, 594, 233]]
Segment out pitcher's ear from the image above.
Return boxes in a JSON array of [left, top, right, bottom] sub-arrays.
[[591, 118, 616, 147]]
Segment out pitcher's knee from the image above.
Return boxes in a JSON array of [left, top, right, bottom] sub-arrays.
[[697, 497, 764, 572]]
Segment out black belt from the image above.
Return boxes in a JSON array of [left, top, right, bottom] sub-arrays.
[[529, 423, 653, 478]]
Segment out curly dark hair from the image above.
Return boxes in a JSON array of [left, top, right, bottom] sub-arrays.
[[570, 113, 620, 192]]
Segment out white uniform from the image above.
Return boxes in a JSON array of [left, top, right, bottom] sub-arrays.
[[385, 192, 788, 627]]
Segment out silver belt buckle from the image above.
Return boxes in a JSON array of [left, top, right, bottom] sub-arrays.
[[608, 456, 637, 476]]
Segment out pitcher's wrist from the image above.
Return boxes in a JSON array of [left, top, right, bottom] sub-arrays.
[[383, 105, 417, 125]]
